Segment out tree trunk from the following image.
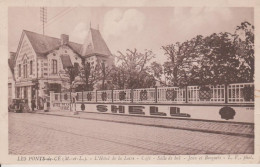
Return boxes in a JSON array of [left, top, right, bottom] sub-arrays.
[[70, 85, 72, 111], [102, 77, 105, 90]]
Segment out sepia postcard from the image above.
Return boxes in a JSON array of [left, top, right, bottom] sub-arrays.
[[0, 0, 259, 165]]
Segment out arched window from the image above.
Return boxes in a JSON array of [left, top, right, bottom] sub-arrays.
[[23, 59, 27, 78], [18, 64, 21, 77], [52, 59, 57, 74], [30, 60, 33, 75]]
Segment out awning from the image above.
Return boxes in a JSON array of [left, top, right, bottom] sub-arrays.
[[15, 81, 35, 87]]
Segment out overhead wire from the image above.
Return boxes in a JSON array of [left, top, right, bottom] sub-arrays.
[[32, 7, 71, 32], [33, 7, 78, 33]]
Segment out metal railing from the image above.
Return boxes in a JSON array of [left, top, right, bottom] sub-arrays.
[[228, 83, 254, 103], [97, 90, 113, 103], [188, 85, 225, 103], [50, 82, 254, 106], [113, 89, 132, 103], [157, 87, 186, 103], [133, 88, 156, 103]]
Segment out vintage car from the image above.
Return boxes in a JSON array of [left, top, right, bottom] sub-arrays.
[[8, 99, 29, 113]]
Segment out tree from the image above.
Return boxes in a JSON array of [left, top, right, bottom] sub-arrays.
[[79, 60, 101, 91], [199, 32, 239, 85], [162, 35, 204, 86], [234, 21, 254, 82], [150, 62, 168, 86], [110, 65, 126, 89], [59, 64, 79, 111], [112, 49, 155, 89], [161, 21, 254, 86], [98, 61, 113, 90]]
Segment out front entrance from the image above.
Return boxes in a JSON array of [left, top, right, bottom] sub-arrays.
[[48, 83, 61, 94]]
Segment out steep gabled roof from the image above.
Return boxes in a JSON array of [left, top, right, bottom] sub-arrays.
[[23, 30, 82, 56], [80, 28, 111, 57], [68, 41, 82, 55]]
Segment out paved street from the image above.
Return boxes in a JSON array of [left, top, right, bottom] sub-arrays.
[[9, 112, 254, 155]]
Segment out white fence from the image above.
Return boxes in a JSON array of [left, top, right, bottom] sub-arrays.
[[228, 83, 254, 103], [50, 83, 254, 106], [188, 85, 225, 103], [133, 88, 156, 103], [113, 89, 132, 103], [157, 87, 186, 103]]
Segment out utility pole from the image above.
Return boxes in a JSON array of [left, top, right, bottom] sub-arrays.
[[40, 7, 47, 35]]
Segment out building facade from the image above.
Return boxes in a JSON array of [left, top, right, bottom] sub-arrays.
[[9, 27, 113, 110], [8, 52, 16, 105]]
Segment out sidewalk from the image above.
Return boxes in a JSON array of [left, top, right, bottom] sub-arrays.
[[34, 110, 254, 138]]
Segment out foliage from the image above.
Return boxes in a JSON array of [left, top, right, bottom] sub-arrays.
[[79, 60, 101, 91], [161, 21, 254, 86], [162, 35, 204, 86], [59, 64, 79, 92], [110, 49, 156, 89]]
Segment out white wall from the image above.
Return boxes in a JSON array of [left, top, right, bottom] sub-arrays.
[[74, 103, 254, 123]]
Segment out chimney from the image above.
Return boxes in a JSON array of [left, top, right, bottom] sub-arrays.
[[60, 34, 69, 45]]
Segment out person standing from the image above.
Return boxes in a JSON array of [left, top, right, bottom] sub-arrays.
[[44, 98, 48, 112], [31, 98, 36, 112]]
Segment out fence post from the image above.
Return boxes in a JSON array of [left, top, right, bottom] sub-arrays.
[[155, 86, 158, 103], [131, 88, 134, 103], [185, 86, 188, 103], [225, 84, 228, 104], [111, 89, 114, 103], [96, 90, 98, 102]]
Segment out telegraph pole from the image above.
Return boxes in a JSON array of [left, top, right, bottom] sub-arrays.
[[40, 7, 47, 35], [35, 7, 47, 109]]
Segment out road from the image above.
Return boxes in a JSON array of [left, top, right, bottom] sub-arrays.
[[9, 112, 254, 155]]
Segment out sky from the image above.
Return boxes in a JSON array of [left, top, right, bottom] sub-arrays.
[[8, 7, 253, 64]]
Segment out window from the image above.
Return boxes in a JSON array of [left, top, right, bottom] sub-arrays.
[[18, 64, 21, 77], [23, 59, 27, 78], [74, 62, 79, 73], [30, 60, 33, 75], [52, 59, 57, 74], [16, 87, 20, 98], [74, 62, 79, 68]]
